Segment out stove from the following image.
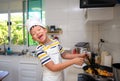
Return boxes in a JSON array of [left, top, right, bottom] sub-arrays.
[[78, 73, 114, 81]]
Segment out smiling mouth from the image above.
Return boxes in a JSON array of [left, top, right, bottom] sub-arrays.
[[38, 35, 43, 40]]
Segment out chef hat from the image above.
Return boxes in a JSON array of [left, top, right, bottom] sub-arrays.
[[25, 17, 45, 32]]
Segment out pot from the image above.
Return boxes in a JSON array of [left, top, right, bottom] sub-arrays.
[[112, 63, 120, 81]]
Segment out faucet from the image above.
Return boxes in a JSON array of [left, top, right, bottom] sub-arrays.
[[3, 42, 7, 55], [0, 37, 7, 55]]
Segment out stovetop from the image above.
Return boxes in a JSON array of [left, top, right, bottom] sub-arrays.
[[78, 73, 114, 81], [95, 76, 114, 81]]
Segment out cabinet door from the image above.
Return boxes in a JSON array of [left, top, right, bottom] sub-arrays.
[[85, 8, 114, 24], [19, 62, 42, 81]]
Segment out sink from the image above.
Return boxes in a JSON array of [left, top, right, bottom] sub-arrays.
[[0, 51, 24, 56], [0, 51, 5, 55], [10, 52, 24, 56]]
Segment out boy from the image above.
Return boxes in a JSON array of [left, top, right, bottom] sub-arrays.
[[26, 18, 87, 81]]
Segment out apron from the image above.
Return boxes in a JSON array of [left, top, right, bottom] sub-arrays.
[[42, 44, 64, 81]]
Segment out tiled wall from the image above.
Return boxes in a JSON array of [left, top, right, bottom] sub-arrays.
[[45, 0, 98, 50], [0, 0, 98, 53], [99, 6, 120, 63], [45, 0, 120, 63]]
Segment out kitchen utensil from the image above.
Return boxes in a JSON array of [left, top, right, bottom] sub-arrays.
[[85, 53, 98, 75], [83, 64, 113, 77]]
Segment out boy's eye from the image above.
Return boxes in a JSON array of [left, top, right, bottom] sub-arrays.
[[32, 33, 35, 36]]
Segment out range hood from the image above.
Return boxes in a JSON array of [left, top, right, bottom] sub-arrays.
[[80, 0, 116, 8]]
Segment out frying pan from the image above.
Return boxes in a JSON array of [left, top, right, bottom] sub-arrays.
[[83, 65, 112, 72], [83, 64, 113, 77], [99, 65, 112, 72], [84, 55, 99, 75], [84, 52, 112, 76]]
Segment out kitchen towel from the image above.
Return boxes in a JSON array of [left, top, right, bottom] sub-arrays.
[[104, 55, 112, 67], [101, 51, 109, 65]]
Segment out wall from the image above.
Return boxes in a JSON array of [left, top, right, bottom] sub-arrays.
[[44, 1, 99, 81], [0, 0, 22, 13], [0, 0, 98, 52], [99, 5, 120, 63], [45, 0, 98, 50]]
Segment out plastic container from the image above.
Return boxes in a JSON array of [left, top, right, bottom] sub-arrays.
[[7, 47, 12, 55]]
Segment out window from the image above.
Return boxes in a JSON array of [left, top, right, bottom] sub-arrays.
[[11, 13, 23, 45], [0, 0, 45, 46], [0, 13, 8, 45], [0, 12, 23, 45], [23, 0, 45, 46]]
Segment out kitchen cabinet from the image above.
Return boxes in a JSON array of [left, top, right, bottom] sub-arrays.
[[18, 56, 43, 81], [0, 56, 19, 81], [64, 65, 84, 81], [62, 58, 84, 81], [0, 60, 12, 81], [84, 7, 114, 24], [0, 55, 42, 81], [0, 55, 85, 81]]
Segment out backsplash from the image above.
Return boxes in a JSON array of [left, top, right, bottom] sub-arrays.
[[45, 0, 120, 63], [99, 6, 120, 63], [45, 0, 98, 50]]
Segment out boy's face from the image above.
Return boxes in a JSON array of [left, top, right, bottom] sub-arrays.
[[30, 25, 47, 43]]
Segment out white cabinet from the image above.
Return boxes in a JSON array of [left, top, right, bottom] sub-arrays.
[[0, 60, 12, 81], [0, 55, 43, 81], [84, 7, 114, 24], [64, 65, 84, 81], [18, 56, 43, 81], [0, 56, 18, 81]]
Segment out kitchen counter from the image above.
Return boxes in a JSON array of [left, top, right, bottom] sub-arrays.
[[0, 55, 85, 81], [0, 55, 42, 81]]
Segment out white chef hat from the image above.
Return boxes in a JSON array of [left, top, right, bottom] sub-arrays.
[[25, 17, 45, 32]]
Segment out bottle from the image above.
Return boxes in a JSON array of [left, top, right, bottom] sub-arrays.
[[72, 48, 77, 54], [7, 47, 12, 55]]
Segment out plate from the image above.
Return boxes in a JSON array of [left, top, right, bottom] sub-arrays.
[[73, 63, 87, 69]]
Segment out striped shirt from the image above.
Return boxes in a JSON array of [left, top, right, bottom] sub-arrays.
[[36, 39, 64, 65]]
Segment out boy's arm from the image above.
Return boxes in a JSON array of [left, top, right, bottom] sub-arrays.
[[44, 57, 84, 72], [61, 51, 87, 59]]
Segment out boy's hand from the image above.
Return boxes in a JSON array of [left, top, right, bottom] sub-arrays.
[[73, 57, 85, 66], [78, 53, 88, 58]]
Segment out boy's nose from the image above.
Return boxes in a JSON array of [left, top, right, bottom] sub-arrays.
[[36, 31, 40, 35]]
